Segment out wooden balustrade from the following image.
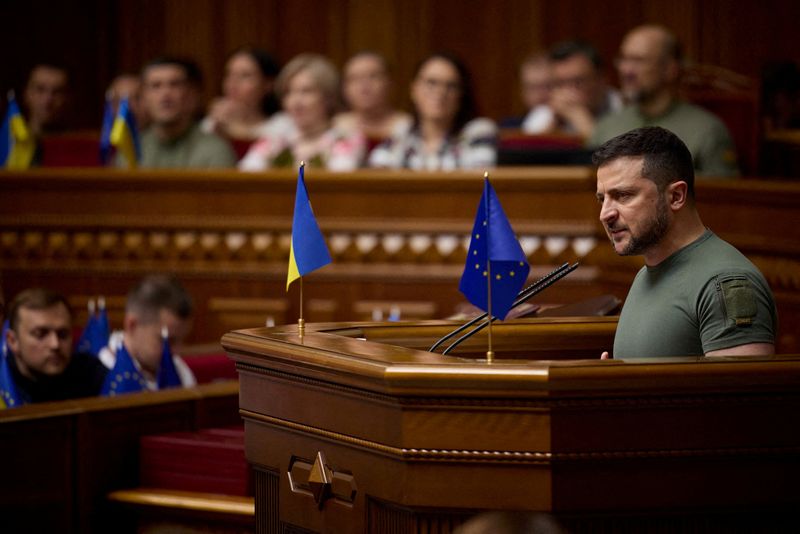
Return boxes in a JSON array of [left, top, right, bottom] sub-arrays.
[[1, 168, 799, 351]]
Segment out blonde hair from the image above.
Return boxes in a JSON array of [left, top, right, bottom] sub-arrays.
[[275, 53, 341, 116]]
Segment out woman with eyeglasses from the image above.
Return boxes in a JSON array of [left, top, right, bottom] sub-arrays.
[[369, 52, 497, 170]]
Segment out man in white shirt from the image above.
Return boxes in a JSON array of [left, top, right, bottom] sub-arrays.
[[99, 274, 196, 390]]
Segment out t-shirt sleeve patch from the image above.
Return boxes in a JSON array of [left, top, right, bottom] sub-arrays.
[[719, 276, 757, 326]]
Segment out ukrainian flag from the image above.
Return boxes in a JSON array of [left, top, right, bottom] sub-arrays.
[[0, 93, 35, 170], [110, 97, 140, 168], [286, 164, 332, 290], [99, 92, 115, 164]]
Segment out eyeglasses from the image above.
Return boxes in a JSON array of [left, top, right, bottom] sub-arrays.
[[614, 55, 661, 68], [552, 75, 592, 89], [417, 77, 461, 95]]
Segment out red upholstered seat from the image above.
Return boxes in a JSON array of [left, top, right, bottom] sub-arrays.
[[139, 426, 251, 496], [182, 351, 238, 383], [40, 132, 103, 167]]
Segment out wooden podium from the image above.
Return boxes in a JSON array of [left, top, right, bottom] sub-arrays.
[[222, 318, 800, 533]]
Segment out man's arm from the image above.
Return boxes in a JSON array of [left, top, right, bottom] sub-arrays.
[[706, 343, 774, 357]]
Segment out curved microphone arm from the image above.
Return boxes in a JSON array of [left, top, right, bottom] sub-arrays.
[[440, 262, 580, 356]]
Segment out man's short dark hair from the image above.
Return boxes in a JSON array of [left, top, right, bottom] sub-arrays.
[[550, 40, 603, 70], [8, 288, 72, 332], [143, 56, 203, 87], [592, 126, 696, 197], [126, 274, 193, 323]]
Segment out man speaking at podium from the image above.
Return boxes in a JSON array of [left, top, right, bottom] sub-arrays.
[[593, 127, 777, 358]]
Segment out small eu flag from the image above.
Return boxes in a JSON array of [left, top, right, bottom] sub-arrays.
[[156, 327, 181, 389], [1, 319, 23, 409], [286, 163, 332, 290], [76, 298, 110, 357], [100, 343, 148, 396], [459, 176, 530, 320]]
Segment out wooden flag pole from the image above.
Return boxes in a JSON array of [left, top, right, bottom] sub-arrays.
[[297, 160, 306, 337], [484, 171, 494, 363], [298, 276, 305, 336]]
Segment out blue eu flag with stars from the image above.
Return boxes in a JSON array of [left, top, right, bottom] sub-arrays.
[[156, 327, 181, 389], [1, 319, 23, 409], [101, 343, 148, 396], [76, 299, 110, 357], [459, 177, 530, 320]]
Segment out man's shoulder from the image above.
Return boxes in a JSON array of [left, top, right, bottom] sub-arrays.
[[590, 106, 641, 146], [670, 101, 728, 130]]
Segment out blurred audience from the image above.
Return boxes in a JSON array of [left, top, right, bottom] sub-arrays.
[[548, 40, 622, 139], [369, 52, 497, 170], [333, 51, 411, 142], [590, 25, 739, 176], [202, 47, 281, 141], [502, 52, 553, 133], [99, 274, 196, 390], [23, 63, 71, 137], [134, 56, 236, 168], [3, 288, 107, 406], [239, 53, 365, 171], [108, 73, 148, 129]]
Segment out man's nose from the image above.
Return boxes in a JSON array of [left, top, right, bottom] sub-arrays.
[[599, 200, 618, 224], [45, 331, 60, 348]]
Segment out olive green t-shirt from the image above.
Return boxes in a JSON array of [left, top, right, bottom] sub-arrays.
[[613, 230, 777, 358], [135, 123, 237, 169]]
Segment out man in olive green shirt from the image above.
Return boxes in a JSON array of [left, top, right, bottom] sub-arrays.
[[135, 57, 236, 168], [594, 126, 776, 359], [589, 25, 738, 177]]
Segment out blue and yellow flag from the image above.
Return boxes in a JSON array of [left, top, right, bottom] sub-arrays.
[[100, 343, 148, 396], [459, 177, 530, 320], [76, 298, 110, 357], [1, 320, 23, 409], [99, 93, 115, 164], [0, 94, 35, 170], [110, 97, 140, 168], [156, 327, 181, 389], [286, 164, 332, 290]]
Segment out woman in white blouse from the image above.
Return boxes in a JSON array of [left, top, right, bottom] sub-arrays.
[[369, 52, 497, 170], [239, 54, 365, 171]]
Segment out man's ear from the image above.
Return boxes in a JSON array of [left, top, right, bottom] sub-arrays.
[[6, 327, 19, 355], [667, 180, 689, 211], [123, 314, 137, 333]]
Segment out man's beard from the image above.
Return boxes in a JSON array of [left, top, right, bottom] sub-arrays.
[[612, 196, 670, 256]]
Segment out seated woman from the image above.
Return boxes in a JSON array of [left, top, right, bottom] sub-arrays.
[[239, 54, 365, 171], [369, 52, 497, 170], [333, 51, 411, 144], [201, 47, 281, 141]]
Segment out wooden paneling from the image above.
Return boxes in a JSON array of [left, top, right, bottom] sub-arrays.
[[0, 381, 241, 534], [225, 321, 800, 532], [2, 168, 799, 352]]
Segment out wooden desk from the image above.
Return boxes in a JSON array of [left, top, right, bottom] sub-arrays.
[[108, 488, 254, 533], [0, 381, 240, 534], [223, 319, 800, 533]]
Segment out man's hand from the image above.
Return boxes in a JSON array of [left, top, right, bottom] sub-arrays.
[[600, 351, 610, 360]]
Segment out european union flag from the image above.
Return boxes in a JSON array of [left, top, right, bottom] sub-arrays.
[[459, 177, 530, 320], [156, 327, 181, 389], [100, 343, 148, 396], [0, 93, 35, 169], [110, 97, 140, 168], [76, 298, 110, 357], [99, 93, 115, 164], [286, 164, 332, 290], [1, 319, 23, 409]]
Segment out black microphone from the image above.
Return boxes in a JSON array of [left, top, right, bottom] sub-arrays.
[[429, 262, 578, 353], [441, 262, 579, 356]]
